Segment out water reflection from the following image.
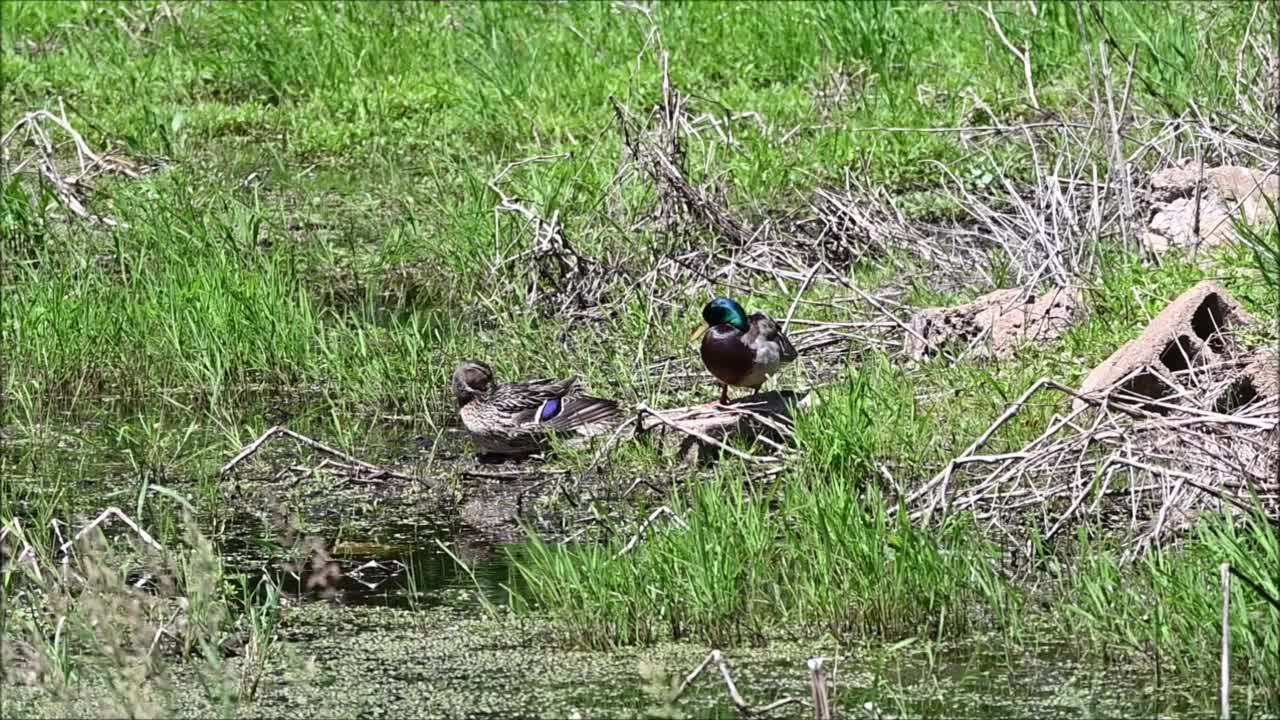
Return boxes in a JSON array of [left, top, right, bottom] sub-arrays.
[[232, 527, 521, 610]]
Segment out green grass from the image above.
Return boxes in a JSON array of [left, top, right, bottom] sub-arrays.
[[1064, 509, 1280, 703], [0, 510, 284, 716], [3, 1, 1273, 410], [3, 1, 1279, 715], [512, 473, 1014, 649]]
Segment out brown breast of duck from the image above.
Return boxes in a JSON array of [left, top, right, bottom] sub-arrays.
[[700, 325, 759, 389]]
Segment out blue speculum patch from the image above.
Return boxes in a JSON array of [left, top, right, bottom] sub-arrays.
[[538, 398, 562, 422]]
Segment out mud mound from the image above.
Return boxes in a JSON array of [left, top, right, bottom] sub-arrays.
[[1143, 163, 1279, 255], [1074, 281, 1255, 413], [904, 286, 1080, 361]]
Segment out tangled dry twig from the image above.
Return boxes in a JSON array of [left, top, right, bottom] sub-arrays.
[[906, 359, 1278, 556], [610, 52, 749, 245], [486, 155, 611, 316], [2, 100, 157, 227]]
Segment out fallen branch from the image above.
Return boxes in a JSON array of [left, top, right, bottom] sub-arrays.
[[220, 426, 417, 483], [781, 265, 822, 336], [905, 359, 1278, 551], [219, 425, 283, 475], [670, 650, 803, 717], [59, 507, 163, 556], [617, 506, 689, 557], [2, 100, 154, 227], [904, 377, 1064, 518], [980, 2, 1040, 110]]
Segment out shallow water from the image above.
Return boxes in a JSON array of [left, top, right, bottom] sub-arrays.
[[228, 523, 522, 610], [197, 521, 1226, 719], [3, 593, 1221, 719], [0, 401, 1259, 719]]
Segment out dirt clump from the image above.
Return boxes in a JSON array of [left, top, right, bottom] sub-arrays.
[[904, 286, 1080, 362], [1074, 281, 1255, 412], [1143, 163, 1279, 255]]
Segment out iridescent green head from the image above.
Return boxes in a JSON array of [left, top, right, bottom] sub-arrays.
[[701, 297, 750, 332]]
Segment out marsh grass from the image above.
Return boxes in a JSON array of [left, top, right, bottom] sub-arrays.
[[4, 0, 1280, 714], [1064, 508, 1280, 706], [0, 510, 289, 717], [434, 538, 501, 620], [511, 472, 1014, 649], [233, 573, 284, 702]]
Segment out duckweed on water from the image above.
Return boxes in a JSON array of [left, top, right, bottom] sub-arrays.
[[0, 603, 1218, 719], [5, 1, 1280, 717]]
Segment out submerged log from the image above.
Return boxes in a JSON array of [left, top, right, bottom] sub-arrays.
[[636, 389, 817, 466]]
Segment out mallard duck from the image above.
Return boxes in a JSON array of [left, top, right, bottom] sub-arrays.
[[451, 360, 621, 456], [690, 297, 798, 404]]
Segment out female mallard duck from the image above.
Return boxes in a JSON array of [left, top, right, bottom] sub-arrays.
[[451, 360, 621, 456], [690, 297, 798, 405]]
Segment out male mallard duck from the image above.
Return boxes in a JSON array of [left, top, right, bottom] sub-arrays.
[[451, 360, 621, 456], [690, 297, 798, 405]]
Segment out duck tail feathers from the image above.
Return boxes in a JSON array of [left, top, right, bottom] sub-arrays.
[[778, 330, 799, 363]]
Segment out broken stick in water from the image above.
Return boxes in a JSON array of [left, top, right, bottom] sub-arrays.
[[669, 649, 802, 717], [808, 657, 831, 720]]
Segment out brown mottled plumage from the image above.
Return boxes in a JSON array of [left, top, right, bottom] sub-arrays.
[[451, 360, 620, 456]]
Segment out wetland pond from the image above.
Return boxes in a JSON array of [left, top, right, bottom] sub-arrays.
[[7, 516, 1219, 719], [247, 546, 1205, 719], [2, 401, 1226, 718], [17, 532, 1207, 718]]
